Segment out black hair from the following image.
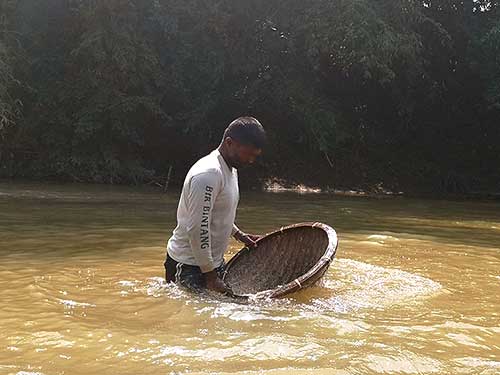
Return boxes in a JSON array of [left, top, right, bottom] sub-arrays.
[[222, 116, 266, 149]]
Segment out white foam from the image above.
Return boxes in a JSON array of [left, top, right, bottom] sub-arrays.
[[144, 259, 442, 327]]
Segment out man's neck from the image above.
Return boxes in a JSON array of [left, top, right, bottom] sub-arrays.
[[217, 145, 234, 170]]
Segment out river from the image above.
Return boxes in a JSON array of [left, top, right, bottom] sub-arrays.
[[0, 182, 499, 374]]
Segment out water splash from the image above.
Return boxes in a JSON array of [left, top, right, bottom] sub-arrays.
[[143, 258, 442, 322]]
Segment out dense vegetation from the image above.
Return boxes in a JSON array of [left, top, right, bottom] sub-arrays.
[[1, 0, 499, 194]]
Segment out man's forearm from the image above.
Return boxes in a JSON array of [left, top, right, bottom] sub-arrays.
[[232, 223, 243, 238], [231, 223, 240, 235]]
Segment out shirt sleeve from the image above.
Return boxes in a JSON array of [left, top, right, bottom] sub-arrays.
[[185, 171, 221, 273]]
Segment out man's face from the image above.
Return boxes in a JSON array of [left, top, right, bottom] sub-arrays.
[[226, 138, 262, 169]]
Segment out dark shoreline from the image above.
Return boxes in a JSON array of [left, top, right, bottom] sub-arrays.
[[1, 177, 499, 202]]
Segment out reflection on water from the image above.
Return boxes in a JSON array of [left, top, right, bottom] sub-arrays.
[[0, 182, 499, 374]]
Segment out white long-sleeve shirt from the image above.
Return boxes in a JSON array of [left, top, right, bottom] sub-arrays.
[[167, 149, 240, 272]]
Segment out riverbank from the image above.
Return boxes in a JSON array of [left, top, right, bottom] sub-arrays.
[[263, 178, 500, 201], [1, 177, 500, 202]]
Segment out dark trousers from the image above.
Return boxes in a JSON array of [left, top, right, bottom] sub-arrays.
[[164, 253, 226, 293]]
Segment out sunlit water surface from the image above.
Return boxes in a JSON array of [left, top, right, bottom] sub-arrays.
[[0, 182, 499, 375]]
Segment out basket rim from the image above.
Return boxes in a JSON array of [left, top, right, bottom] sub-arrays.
[[223, 221, 338, 298]]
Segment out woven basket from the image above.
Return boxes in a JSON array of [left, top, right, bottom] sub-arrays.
[[223, 222, 338, 298]]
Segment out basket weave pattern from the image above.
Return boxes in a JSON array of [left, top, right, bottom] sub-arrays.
[[223, 222, 338, 298]]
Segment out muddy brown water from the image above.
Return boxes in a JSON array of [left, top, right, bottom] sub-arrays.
[[0, 182, 499, 374]]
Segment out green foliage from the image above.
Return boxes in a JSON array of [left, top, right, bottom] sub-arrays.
[[0, 0, 24, 138], [0, 41, 17, 135], [478, 22, 500, 107], [0, 0, 499, 192]]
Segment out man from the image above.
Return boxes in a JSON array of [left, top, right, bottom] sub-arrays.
[[165, 116, 266, 294]]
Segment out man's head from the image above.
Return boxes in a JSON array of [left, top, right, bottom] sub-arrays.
[[219, 116, 266, 169]]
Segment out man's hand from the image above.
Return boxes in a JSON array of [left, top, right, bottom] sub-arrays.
[[204, 270, 232, 294], [234, 231, 262, 248]]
